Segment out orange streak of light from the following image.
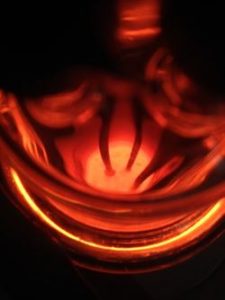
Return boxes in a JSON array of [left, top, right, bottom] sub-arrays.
[[117, 0, 161, 46], [11, 168, 225, 255], [119, 28, 160, 39]]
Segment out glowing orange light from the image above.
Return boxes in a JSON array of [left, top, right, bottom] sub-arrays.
[[11, 168, 225, 256], [5, 94, 49, 166], [26, 83, 102, 128], [117, 0, 161, 47], [85, 142, 150, 193]]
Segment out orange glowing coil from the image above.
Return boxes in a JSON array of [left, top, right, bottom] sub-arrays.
[[11, 168, 225, 257]]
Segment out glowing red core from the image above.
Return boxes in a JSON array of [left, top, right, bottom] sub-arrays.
[[85, 142, 150, 194]]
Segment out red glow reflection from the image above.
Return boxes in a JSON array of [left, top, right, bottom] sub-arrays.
[[117, 0, 161, 47], [10, 168, 225, 257]]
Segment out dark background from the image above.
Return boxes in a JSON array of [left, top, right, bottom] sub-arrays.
[[1, 1, 225, 299], [0, 1, 225, 97]]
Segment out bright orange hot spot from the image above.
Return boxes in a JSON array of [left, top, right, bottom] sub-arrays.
[[85, 142, 150, 194]]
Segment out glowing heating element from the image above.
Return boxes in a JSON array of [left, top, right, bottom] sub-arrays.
[[11, 168, 225, 257], [86, 143, 150, 193]]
